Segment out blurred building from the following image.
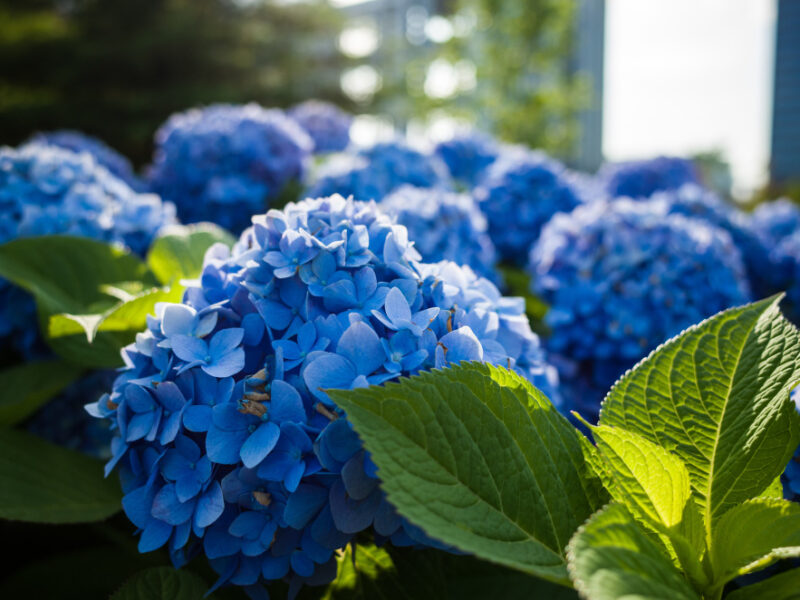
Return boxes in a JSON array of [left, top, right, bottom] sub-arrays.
[[571, 0, 605, 171], [771, 0, 800, 183]]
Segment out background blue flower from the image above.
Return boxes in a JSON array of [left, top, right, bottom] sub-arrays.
[[148, 103, 313, 233], [598, 155, 700, 199], [89, 194, 560, 594], [474, 149, 584, 264], [434, 131, 499, 189], [288, 100, 352, 154], [380, 185, 498, 280], [305, 140, 450, 202], [529, 197, 751, 421]]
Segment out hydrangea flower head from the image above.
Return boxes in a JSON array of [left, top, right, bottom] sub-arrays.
[[306, 140, 449, 202], [288, 100, 352, 154], [0, 142, 177, 359], [29, 130, 142, 190], [529, 197, 751, 420], [598, 155, 700, 199], [434, 131, 499, 188], [474, 149, 583, 263], [148, 103, 313, 232], [768, 232, 800, 324], [89, 194, 559, 594], [380, 185, 497, 280], [750, 198, 800, 247]]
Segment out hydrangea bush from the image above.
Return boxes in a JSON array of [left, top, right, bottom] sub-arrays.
[[380, 185, 498, 280], [87, 194, 559, 595], [148, 104, 313, 233], [598, 155, 699, 199], [528, 197, 751, 419], [305, 140, 449, 202], [288, 101, 352, 154], [434, 132, 499, 189], [474, 149, 583, 263], [29, 130, 143, 190], [0, 142, 177, 359]]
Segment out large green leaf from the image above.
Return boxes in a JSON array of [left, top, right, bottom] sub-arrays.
[[147, 223, 235, 285], [599, 296, 800, 534], [0, 359, 84, 425], [329, 362, 607, 585], [0, 428, 121, 523], [726, 568, 800, 600], [47, 285, 183, 368], [710, 498, 800, 585], [0, 235, 156, 315], [110, 567, 211, 600], [566, 503, 700, 600]]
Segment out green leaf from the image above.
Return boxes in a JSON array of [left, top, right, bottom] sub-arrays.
[[599, 296, 800, 534], [710, 498, 800, 584], [47, 285, 183, 368], [566, 503, 701, 600], [0, 235, 156, 315], [329, 362, 607, 585], [111, 567, 211, 600], [0, 428, 121, 523], [726, 568, 800, 600], [589, 424, 692, 530], [147, 223, 235, 285], [758, 476, 785, 499], [0, 360, 84, 425]]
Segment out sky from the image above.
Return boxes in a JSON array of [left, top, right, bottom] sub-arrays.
[[603, 0, 777, 195]]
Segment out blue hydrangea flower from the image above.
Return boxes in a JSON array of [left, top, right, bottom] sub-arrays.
[[598, 155, 700, 199], [305, 140, 450, 202], [434, 132, 499, 188], [653, 184, 774, 299], [0, 142, 177, 360], [288, 101, 352, 154], [148, 104, 313, 233], [474, 149, 584, 263], [29, 130, 143, 190], [769, 232, 800, 325], [89, 194, 559, 594], [529, 197, 751, 421], [380, 185, 498, 280], [751, 198, 800, 248]]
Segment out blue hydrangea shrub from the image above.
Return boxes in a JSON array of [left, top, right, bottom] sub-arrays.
[[598, 155, 700, 199], [148, 104, 313, 232], [434, 132, 499, 189], [380, 185, 498, 280], [29, 130, 143, 190], [305, 140, 450, 202], [288, 101, 352, 154], [87, 194, 559, 595], [474, 149, 584, 264], [529, 197, 751, 420]]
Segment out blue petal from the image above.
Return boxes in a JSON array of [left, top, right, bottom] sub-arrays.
[[183, 404, 212, 432], [384, 286, 412, 323], [302, 353, 355, 402], [329, 479, 381, 534], [204, 347, 245, 378], [122, 484, 155, 529], [125, 384, 155, 412], [229, 511, 265, 538], [209, 328, 245, 356], [269, 380, 306, 423], [262, 555, 290, 580], [195, 481, 225, 528], [284, 483, 328, 529], [336, 322, 383, 376], [175, 472, 203, 503], [291, 552, 315, 577], [206, 425, 249, 465], [240, 421, 280, 468], [151, 483, 194, 526], [161, 304, 197, 337], [171, 335, 208, 363], [139, 518, 172, 553], [341, 452, 379, 500]]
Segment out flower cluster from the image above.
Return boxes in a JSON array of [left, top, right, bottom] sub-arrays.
[[598, 156, 699, 199], [0, 142, 176, 359], [88, 195, 559, 594], [148, 104, 313, 233], [434, 132, 499, 189], [305, 140, 449, 202], [29, 130, 143, 190], [288, 101, 352, 154], [750, 198, 800, 248], [474, 149, 583, 263], [380, 185, 498, 280], [529, 198, 751, 419]]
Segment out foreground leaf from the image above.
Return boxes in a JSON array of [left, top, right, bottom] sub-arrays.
[[600, 296, 800, 533], [111, 567, 211, 600], [0, 360, 84, 425], [0, 235, 155, 315], [726, 568, 800, 600], [330, 362, 607, 585], [0, 428, 121, 523], [147, 223, 235, 285], [567, 503, 700, 600], [47, 286, 183, 368], [710, 498, 800, 585]]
